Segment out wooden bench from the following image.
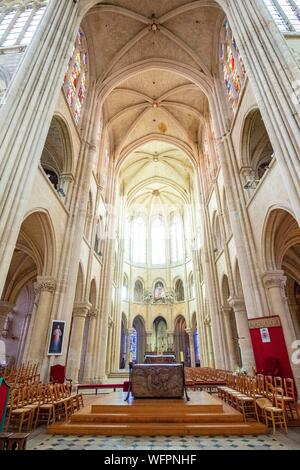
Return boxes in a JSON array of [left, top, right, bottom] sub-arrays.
[[76, 383, 128, 395]]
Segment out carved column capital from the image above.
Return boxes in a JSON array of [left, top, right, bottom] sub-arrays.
[[240, 166, 256, 179], [262, 271, 287, 290], [88, 308, 99, 318], [221, 306, 232, 316], [34, 277, 56, 295], [60, 172, 74, 184], [185, 328, 194, 336], [73, 302, 92, 319], [0, 301, 15, 316], [228, 297, 246, 312]]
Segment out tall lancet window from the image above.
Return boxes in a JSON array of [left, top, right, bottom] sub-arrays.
[[132, 216, 146, 264], [220, 20, 246, 111], [0, 2, 47, 48], [264, 1, 300, 32], [124, 218, 131, 261], [63, 29, 88, 124], [170, 214, 184, 263], [122, 274, 128, 301], [151, 216, 166, 265]]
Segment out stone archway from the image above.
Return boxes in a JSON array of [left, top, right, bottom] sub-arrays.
[[132, 315, 146, 364], [262, 208, 300, 392], [174, 315, 190, 366], [0, 210, 56, 367]]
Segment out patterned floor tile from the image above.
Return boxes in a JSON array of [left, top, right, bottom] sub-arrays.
[[26, 427, 300, 451]]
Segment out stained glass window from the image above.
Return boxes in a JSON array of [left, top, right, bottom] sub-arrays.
[[130, 329, 137, 362], [0, 2, 47, 48], [194, 331, 200, 364], [220, 20, 246, 111], [63, 30, 88, 125], [264, 0, 300, 32]]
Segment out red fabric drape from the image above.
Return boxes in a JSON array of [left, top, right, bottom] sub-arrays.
[[0, 378, 10, 431], [249, 317, 293, 378]]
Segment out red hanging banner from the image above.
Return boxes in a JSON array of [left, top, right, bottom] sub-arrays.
[[249, 316, 293, 378]]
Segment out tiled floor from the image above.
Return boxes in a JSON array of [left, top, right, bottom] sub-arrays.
[[27, 427, 300, 450]]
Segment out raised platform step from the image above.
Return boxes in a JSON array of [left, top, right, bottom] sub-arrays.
[[48, 421, 267, 436], [90, 391, 223, 414], [47, 392, 268, 437], [70, 412, 244, 424]]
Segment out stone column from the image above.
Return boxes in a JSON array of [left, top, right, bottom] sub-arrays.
[[228, 297, 255, 372], [26, 277, 56, 363], [186, 329, 196, 368], [204, 317, 215, 368], [125, 328, 134, 367], [146, 330, 153, 352], [262, 271, 300, 394], [83, 308, 99, 382], [0, 301, 14, 337], [288, 304, 300, 340], [68, 302, 91, 383], [167, 330, 174, 352], [222, 306, 238, 371], [226, 0, 300, 222], [0, 1, 80, 294]]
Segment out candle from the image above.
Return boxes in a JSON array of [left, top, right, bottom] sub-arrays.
[[180, 351, 184, 363]]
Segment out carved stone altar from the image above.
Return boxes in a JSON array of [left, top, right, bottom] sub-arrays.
[[130, 363, 185, 399]]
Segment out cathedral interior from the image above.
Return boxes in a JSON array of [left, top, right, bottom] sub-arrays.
[[0, 0, 300, 451]]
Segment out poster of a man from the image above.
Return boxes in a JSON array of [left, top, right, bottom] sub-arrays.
[[48, 321, 65, 355]]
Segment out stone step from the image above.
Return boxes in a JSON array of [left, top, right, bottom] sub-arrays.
[[48, 421, 268, 436], [70, 412, 244, 424]]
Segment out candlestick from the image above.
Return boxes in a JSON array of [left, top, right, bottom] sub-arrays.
[[180, 351, 184, 363]]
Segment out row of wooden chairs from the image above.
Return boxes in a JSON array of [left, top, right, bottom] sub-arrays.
[[185, 367, 228, 384], [5, 382, 84, 432], [218, 373, 299, 433], [0, 363, 40, 387]]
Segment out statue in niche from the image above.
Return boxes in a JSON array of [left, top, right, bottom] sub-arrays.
[[154, 281, 166, 303]]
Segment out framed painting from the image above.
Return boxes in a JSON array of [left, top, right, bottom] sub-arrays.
[[48, 320, 65, 356]]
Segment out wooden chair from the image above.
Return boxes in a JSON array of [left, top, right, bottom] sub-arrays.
[[235, 379, 259, 423], [256, 374, 265, 397], [50, 365, 72, 385], [264, 387, 288, 434], [256, 382, 274, 422], [36, 386, 55, 426], [5, 388, 32, 433], [265, 375, 273, 388], [274, 376, 283, 388], [283, 378, 300, 421]]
